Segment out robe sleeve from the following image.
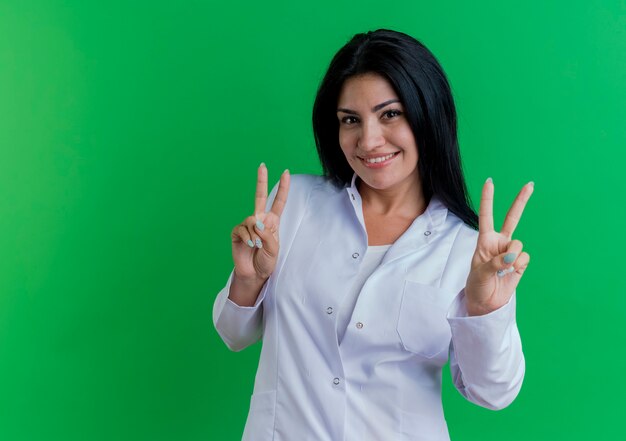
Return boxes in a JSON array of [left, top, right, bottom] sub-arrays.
[[446, 289, 525, 410], [212, 271, 270, 352], [212, 180, 281, 352]]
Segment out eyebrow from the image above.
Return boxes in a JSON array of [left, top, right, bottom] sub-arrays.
[[337, 99, 401, 114]]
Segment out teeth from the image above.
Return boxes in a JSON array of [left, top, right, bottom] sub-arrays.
[[364, 153, 395, 164]]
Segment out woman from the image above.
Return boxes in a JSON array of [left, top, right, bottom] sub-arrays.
[[213, 29, 533, 441]]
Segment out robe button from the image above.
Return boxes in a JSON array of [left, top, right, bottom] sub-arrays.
[[356, 322, 364, 329], [326, 307, 333, 314], [352, 252, 359, 259], [333, 378, 340, 385], [424, 230, 431, 236]]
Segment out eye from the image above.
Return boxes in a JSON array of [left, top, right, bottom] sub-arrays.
[[340, 115, 359, 125], [382, 109, 403, 119]]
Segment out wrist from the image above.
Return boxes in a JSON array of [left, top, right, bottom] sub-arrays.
[[464, 289, 495, 316], [466, 301, 492, 317], [465, 296, 508, 316], [232, 271, 268, 289], [228, 272, 268, 307]]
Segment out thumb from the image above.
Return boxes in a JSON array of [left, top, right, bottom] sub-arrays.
[[254, 217, 279, 258], [482, 240, 524, 277]]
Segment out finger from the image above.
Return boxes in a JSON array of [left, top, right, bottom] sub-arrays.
[[478, 177, 494, 234], [260, 213, 279, 237], [244, 216, 262, 248], [499, 239, 524, 269], [231, 225, 255, 248], [499, 240, 524, 267], [254, 218, 279, 257], [270, 169, 290, 217], [513, 251, 530, 276], [481, 240, 523, 277], [500, 181, 534, 239], [254, 163, 268, 216]]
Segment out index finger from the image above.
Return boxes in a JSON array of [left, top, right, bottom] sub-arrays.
[[254, 163, 268, 216], [478, 177, 495, 234], [500, 182, 534, 238], [269, 169, 290, 217]]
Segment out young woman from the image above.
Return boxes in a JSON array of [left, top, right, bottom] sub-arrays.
[[213, 29, 534, 441]]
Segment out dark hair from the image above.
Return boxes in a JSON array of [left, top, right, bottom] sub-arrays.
[[312, 29, 478, 229]]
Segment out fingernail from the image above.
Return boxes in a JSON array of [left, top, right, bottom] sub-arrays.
[[256, 220, 265, 231], [283, 169, 289, 174], [255, 238, 263, 249], [247, 239, 254, 248], [504, 253, 517, 264], [528, 181, 534, 187], [497, 267, 515, 278], [486, 177, 493, 184]]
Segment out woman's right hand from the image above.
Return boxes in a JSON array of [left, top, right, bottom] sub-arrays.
[[230, 163, 290, 291]]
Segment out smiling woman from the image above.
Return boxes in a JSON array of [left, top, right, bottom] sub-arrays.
[[337, 74, 421, 196], [213, 29, 533, 441]]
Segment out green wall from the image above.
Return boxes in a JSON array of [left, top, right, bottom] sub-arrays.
[[1, 1, 624, 439]]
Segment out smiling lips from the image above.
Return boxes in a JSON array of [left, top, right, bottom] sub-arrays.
[[358, 152, 400, 168]]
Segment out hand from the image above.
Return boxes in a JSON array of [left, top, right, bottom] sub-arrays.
[[465, 178, 534, 316], [231, 163, 290, 284]]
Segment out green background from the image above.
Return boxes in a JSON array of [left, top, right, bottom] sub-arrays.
[[1, 0, 624, 440]]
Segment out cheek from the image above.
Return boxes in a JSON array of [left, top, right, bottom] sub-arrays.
[[338, 130, 356, 159], [400, 131, 419, 159]]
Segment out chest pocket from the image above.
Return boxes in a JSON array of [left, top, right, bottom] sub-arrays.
[[396, 280, 453, 359]]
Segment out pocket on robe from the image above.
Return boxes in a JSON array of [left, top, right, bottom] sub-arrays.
[[241, 389, 276, 441], [399, 409, 449, 441], [396, 280, 452, 359]]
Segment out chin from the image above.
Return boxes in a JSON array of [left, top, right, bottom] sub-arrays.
[[359, 176, 396, 191]]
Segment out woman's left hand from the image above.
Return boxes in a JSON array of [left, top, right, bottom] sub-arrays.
[[465, 178, 534, 316]]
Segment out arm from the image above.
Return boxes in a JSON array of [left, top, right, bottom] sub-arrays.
[[212, 271, 269, 352], [448, 177, 533, 409], [447, 289, 524, 410], [212, 164, 290, 351]]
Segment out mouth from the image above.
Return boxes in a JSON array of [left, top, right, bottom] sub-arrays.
[[358, 152, 400, 168]]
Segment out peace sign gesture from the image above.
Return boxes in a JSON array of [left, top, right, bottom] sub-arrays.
[[465, 178, 534, 316], [230, 164, 290, 303]]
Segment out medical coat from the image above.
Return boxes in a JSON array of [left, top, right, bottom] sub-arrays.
[[213, 174, 524, 441]]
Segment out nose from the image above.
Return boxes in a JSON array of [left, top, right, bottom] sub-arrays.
[[357, 119, 385, 151]]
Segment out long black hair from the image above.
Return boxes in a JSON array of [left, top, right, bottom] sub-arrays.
[[312, 29, 478, 230]]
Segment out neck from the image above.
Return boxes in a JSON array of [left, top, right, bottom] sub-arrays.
[[358, 177, 427, 219]]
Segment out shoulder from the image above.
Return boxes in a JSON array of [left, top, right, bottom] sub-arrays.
[[288, 174, 326, 192], [446, 211, 479, 255], [272, 174, 343, 250], [284, 174, 343, 201], [289, 174, 341, 191], [267, 174, 342, 218], [438, 211, 478, 287]]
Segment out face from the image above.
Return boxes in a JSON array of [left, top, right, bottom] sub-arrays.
[[337, 73, 420, 193]]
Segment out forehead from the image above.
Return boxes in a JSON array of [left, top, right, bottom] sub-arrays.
[[337, 73, 399, 106]]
